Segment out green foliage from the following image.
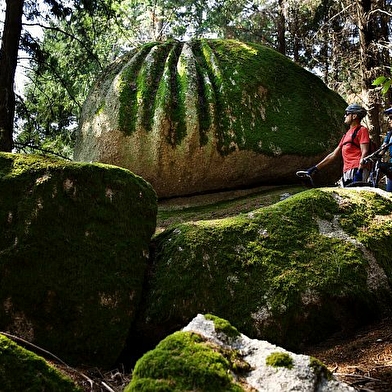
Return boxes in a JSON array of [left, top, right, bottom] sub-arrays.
[[0, 334, 81, 392], [125, 331, 244, 392], [265, 352, 294, 369], [372, 75, 392, 95], [16, 0, 129, 158]]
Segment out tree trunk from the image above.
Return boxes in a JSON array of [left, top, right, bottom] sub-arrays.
[[277, 0, 286, 55], [356, 0, 387, 145], [0, 0, 24, 152]]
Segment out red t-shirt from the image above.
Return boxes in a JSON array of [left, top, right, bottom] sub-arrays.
[[339, 126, 370, 172]]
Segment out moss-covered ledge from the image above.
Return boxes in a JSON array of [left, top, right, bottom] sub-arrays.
[[0, 153, 157, 368], [134, 188, 392, 350]]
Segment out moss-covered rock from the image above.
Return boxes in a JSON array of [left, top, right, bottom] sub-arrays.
[[132, 188, 392, 351], [125, 330, 244, 392], [125, 314, 355, 392], [0, 334, 81, 392], [75, 39, 346, 198], [0, 153, 157, 368]]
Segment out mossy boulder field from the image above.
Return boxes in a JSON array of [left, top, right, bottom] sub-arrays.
[[0, 153, 157, 368], [74, 38, 346, 198], [2, 38, 392, 391], [1, 149, 392, 390]]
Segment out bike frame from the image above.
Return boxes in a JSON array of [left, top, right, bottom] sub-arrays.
[[361, 140, 392, 188]]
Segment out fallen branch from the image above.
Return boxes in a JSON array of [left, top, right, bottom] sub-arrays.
[[101, 381, 116, 392], [334, 372, 382, 382]]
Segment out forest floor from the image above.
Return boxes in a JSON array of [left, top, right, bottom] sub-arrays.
[[303, 316, 392, 392], [60, 185, 392, 391]]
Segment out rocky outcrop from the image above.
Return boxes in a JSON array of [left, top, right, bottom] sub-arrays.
[[0, 153, 157, 368], [0, 333, 80, 391], [131, 187, 392, 352], [125, 314, 355, 392], [75, 39, 346, 198]]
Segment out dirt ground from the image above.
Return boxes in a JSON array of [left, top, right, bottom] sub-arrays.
[[303, 317, 392, 392]]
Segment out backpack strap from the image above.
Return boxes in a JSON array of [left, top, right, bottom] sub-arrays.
[[342, 125, 362, 149]]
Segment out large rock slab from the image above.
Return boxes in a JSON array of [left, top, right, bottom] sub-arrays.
[[74, 39, 346, 198], [125, 314, 355, 392], [0, 153, 157, 368], [132, 188, 392, 352]]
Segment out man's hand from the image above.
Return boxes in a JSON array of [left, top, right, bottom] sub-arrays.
[[306, 166, 319, 176]]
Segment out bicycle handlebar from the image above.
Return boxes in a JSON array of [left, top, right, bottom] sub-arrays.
[[295, 170, 314, 187], [363, 140, 392, 164]]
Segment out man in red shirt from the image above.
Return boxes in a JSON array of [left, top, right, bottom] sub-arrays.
[[305, 103, 370, 186]]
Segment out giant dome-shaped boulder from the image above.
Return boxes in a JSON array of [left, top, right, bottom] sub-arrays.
[[75, 39, 346, 198]]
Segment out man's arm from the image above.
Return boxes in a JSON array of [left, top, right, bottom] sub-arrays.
[[315, 145, 342, 171], [359, 143, 369, 167]]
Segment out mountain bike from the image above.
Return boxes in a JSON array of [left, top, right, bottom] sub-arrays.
[[349, 140, 392, 188]]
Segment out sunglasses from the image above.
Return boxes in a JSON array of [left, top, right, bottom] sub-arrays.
[[344, 112, 352, 116], [388, 116, 392, 120]]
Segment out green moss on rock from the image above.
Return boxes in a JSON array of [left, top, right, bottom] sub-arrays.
[[113, 39, 346, 156], [0, 334, 80, 392], [124, 331, 244, 392], [266, 352, 294, 370], [135, 188, 392, 350], [76, 38, 346, 197], [335, 189, 392, 285], [205, 313, 240, 339], [0, 153, 157, 368], [309, 356, 332, 381]]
